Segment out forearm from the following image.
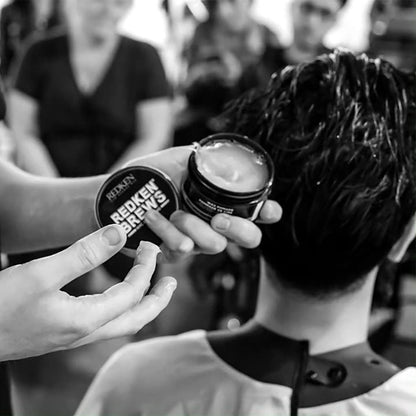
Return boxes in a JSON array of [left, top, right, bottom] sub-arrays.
[[16, 134, 59, 177], [108, 136, 171, 172], [0, 162, 105, 253], [8, 90, 58, 176], [108, 99, 173, 172]]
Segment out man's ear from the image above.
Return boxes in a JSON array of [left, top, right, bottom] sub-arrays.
[[388, 214, 416, 263]]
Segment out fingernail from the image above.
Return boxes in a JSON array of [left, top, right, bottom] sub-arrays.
[[153, 277, 177, 298], [102, 226, 122, 246], [179, 238, 194, 253], [268, 207, 283, 222], [166, 278, 177, 293], [136, 241, 161, 255], [213, 215, 230, 231], [144, 210, 159, 223], [262, 203, 283, 222]]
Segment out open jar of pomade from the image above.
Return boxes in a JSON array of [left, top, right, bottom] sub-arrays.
[[181, 133, 274, 221], [95, 134, 274, 255]]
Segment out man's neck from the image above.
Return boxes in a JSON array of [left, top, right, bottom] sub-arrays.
[[254, 261, 377, 355]]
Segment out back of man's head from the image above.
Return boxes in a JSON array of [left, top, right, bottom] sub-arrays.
[[225, 50, 416, 297]]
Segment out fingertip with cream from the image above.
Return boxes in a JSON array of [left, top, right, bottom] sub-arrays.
[[135, 241, 162, 265], [157, 276, 177, 297]]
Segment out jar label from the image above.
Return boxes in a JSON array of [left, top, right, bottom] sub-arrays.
[[182, 178, 266, 221], [96, 167, 180, 251]]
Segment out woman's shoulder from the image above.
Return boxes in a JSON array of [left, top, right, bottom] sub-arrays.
[[24, 28, 67, 55]]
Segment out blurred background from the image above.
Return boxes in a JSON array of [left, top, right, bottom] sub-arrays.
[[0, 1, 415, 415]]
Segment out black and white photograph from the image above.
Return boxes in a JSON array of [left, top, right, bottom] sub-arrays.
[[0, 0, 415, 415]]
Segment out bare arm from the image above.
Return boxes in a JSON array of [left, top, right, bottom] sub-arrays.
[[0, 236, 176, 362], [0, 159, 101, 253], [0, 147, 282, 255], [8, 89, 59, 177], [108, 98, 173, 172]]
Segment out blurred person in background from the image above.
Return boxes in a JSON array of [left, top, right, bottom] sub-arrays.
[[187, 0, 278, 74], [7, 0, 173, 278], [174, 0, 278, 146], [9, 0, 172, 179], [239, 0, 348, 92], [0, 0, 61, 161], [369, 0, 416, 71], [0, 0, 62, 82]]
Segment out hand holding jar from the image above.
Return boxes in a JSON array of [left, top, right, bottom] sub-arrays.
[[98, 134, 281, 262]]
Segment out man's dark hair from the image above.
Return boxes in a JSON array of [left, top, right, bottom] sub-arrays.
[[225, 50, 416, 297]]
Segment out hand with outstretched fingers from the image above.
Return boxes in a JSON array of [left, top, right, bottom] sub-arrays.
[[0, 225, 176, 362]]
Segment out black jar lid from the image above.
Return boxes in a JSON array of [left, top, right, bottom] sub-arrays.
[[95, 166, 180, 253]]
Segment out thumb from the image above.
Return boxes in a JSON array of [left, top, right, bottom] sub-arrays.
[[26, 225, 127, 291]]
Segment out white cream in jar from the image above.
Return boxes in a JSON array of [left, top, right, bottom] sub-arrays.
[[181, 134, 274, 222], [194, 141, 269, 193]]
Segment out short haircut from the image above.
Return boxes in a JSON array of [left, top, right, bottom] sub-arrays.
[[224, 50, 416, 297]]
